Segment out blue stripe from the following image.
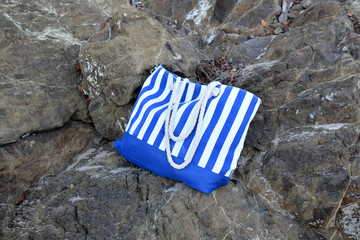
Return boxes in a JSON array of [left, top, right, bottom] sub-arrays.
[[180, 82, 189, 102], [127, 67, 163, 131], [152, 101, 187, 149], [204, 90, 246, 171], [139, 67, 162, 95], [219, 96, 259, 175], [191, 83, 202, 100], [152, 119, 185, 164], [153, 82, 200, 149], [170, 100, 199, 150], [126, 67, 163, 132], [177, 86, 233, 161], [131, 92, 172, 137], [153, 122, 165, 148], [142, 105, 168, 142], [173, 100, 198, 137], [128, 70, 168, 131]]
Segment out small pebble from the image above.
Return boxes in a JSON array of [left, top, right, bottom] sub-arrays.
[[21, 132, 30, 139], [270, 22, 282, 29], [274, 27, 283, 35]]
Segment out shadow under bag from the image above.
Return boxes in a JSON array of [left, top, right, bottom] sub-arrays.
[[114, 65, 261, 193]]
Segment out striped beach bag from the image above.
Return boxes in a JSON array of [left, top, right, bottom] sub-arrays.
[[113, 65, 261, 193]]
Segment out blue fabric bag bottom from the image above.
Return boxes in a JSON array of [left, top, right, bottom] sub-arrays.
[[114, 132, 230, 193], [113, 65, 261, 193]]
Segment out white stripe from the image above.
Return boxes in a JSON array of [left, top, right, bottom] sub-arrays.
[[136, 77, 173, 140], [126, 68, 165, 132], [128, 69, 167, 134], [178, 85, 226, 160], [171, 83, 197, 156], [159, 136, 166, 151], [211, 92, 253, 174], [136, 100, 168, 140], [125, 66, 161, 132], [225, 98, 260, 177], [154, 81, 193, 151], [172, 141, 184, 157], [184, 82, 196, 102], [171, 100, 199, 156], [197, 88, 239, 168], [173, 85, 225, 157], [146, 79, 186, 145], [173, 101, 197, 137], [143, 65, 162, 88], [147, 109, 167, 145], [149, 83, 206, 151], [172, 83, 193, 131]]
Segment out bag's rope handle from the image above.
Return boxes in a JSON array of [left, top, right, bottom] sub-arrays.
[[165, 77, 221, 169]]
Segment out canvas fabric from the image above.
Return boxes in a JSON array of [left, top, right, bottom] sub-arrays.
[[114, 65, 261, 193]]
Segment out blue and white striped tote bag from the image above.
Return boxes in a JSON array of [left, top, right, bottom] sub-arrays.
[[114, 64, 261, 193]]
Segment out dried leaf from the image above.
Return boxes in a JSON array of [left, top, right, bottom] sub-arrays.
[[78, 85, 85, 95], [261, 19, 267, 27], [15, 188, 29, 205], [246, 150, 254, 158], [15, 194, 26, 205]]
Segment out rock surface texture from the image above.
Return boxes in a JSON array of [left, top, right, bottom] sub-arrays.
[[79, 4, 200, 140], [1, 0, 360, 239]]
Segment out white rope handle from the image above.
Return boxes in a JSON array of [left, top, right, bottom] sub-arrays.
[[165, 77, 221, 169]]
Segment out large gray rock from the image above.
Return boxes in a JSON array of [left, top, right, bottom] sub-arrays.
[[335, 153, 360, 240], [0, 122, 95, 205], [141, 0, 198, 28], [79, 5, 200, 140], [263, 124, 357, 228], [0, 16, 87, 145], [234, 1, 360, 237], [0, 0, 130, 145], [1, 144, 325, 240], [278, 75, 360, 130], [0, 122, 96, 239], [142, 0, 281, 50]]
